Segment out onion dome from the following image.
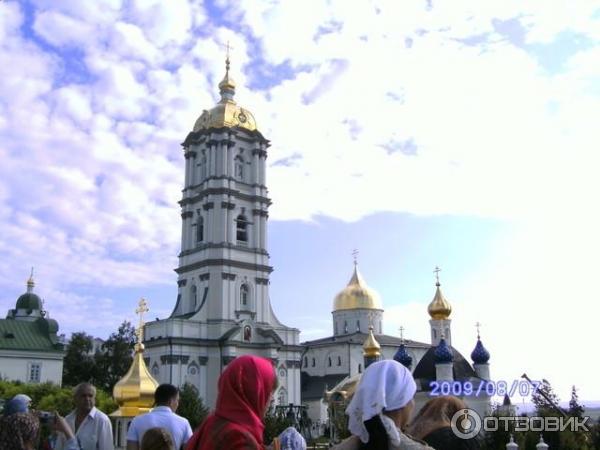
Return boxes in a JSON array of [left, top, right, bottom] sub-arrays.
[[536, 436, 548, 450], [16, 271, 42, 310], [434, 338, 453, 364], [427, 280, 452, 320], [471, 337, 490, 364], [333, 263, 382, 311], [506, 435, 518, 450], [193, 56, 257, 132], [112, 299, 158, 417], [393, 344, 413, 368], [362, 326, 381, 359]]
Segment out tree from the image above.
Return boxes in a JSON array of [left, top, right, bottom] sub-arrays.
[[94, 321, 136, 392], [62, 332, 98, 387], [531, 379, 562, 416], [568, 385, 585, 418], [177, 383, 209, 430]]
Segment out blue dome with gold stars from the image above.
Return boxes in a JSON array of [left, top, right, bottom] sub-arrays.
[[394, 344, 413, 368], [434, 338, 453, 363], [471, 338, 490, 364]]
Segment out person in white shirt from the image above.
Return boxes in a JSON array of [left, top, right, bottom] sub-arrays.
[[126, 384, 193, 450], [56, 382, 114, 450]]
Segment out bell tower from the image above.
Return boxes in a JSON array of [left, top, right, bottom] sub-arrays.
[[143, 56, 301, 409], [172, 55, 271, 324]]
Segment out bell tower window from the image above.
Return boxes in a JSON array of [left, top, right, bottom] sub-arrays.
[[191, 285, 197, 308], [200, 153, 207, 180], [236, 215, 248, 244], [196, 215, 204, 244]]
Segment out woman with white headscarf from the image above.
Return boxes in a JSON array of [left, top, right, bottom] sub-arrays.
[[333, 360, 433, 450]]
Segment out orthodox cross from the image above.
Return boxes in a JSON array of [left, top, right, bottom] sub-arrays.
[[352, 249, 359, 265], [399, 325, 405, 343], [135, 298, 149, 343], [475, 321, 481, 339], [433, 266, 441, 284]]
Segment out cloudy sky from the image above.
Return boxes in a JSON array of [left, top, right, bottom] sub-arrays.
[[1, 0, 599, 403]]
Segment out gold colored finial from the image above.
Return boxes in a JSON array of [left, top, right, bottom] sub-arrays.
[[26, 267, 35, 292], [363, 326, 381, 357], [111, 298, 158, 418], [427, 267, 452, 320]]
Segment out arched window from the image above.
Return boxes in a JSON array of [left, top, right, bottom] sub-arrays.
[[278, 388, 287, 405], [379, 323, 382, 334], [197, 216, 204, 242], [337, 356, 342, 366], [304, 357, 308, 368], [152, 363, 159, 377], [358, 363, 362, 373], [344, 321, 348, 334], [243, 325, 251, 341], [236, 215, 248, 244], [328, 357, 332, 367], [312, 358, 315, 367], [234, 155, 244, 181], [334, 322, 338, 335], [433, 329, 437, 339], [356, 320, 360, 332], [191, 285, 197, 308], [240, 284, 249, 307]]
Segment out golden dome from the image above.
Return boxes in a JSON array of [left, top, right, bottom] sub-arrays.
[[333, 264, 382, 311], [427, 282, 452, 320], [193, 57, 257, 133], [112, 299, 159, 417], [362, 326, 381, 358]]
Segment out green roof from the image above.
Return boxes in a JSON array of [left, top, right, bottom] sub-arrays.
[[0, 319, 64, 353]]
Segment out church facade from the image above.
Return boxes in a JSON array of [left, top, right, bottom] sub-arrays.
[[143, 59, 302, 408]]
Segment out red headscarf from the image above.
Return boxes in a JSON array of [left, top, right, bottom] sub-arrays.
[[186, 355, 276, 450]]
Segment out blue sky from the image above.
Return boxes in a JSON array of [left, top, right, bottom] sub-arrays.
[[1, 0, 600, 403]]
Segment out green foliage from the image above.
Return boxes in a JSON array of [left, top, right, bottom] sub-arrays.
[[94, 321, 136, 392], [0, 380, 116, 415], [531, 379, 561, 416], [62, 332, 97, 387], [177, 383, 209, 430], [568, 385, 585, 418], [263, 409, 294, 445]]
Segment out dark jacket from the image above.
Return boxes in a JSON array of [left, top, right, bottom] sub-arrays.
[[422, 427, 480, 450]]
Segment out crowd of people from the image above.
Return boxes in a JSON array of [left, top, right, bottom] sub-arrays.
[[0, 356, 480, 450]]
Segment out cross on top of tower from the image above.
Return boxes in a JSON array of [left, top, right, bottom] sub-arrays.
[[135, 298, 149, 344], [352, 249, 359, 266], [220, 40, 234, 73], [475, 321, 481, 339], [433, 266, 441, 286], [399, 325, 405, 342]]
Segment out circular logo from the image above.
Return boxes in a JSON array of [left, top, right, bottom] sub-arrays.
[[450, 408, 481, 439], [238, 112, 247, 123]]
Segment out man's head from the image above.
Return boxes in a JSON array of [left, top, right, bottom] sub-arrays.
[[73, 383, 96, 415], [154, 384, 179, 412]]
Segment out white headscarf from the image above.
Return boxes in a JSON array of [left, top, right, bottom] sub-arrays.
[[278, 426, 307, 450], [345, 360, 417, 445]]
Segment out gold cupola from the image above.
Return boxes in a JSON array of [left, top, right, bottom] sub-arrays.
[[112, 298, 159, 417], [333, 262, 383, 311], [427, 267, 452, 320], [192, 53, 257, 133], [362, 326, 381, 359]]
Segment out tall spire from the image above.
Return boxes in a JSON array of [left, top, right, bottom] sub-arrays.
[[27, 267, 35, 293], [218, 41, 236, 102]]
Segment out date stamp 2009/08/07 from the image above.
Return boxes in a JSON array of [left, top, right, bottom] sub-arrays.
[[429, 380, 541, 397]]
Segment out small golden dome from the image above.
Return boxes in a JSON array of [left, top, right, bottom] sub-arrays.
[[111, 345, 158, 417], [112, 299, 159, 417], [193, 57, 257, 133], [427, 282, 452, 320], [362, 326, 381, 358], [333, 264, 382, 311]]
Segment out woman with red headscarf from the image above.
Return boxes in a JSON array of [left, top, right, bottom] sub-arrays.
[[185, 355, 277, 450]]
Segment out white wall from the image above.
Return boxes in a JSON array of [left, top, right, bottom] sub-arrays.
[[0, 351, 63, 386]]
